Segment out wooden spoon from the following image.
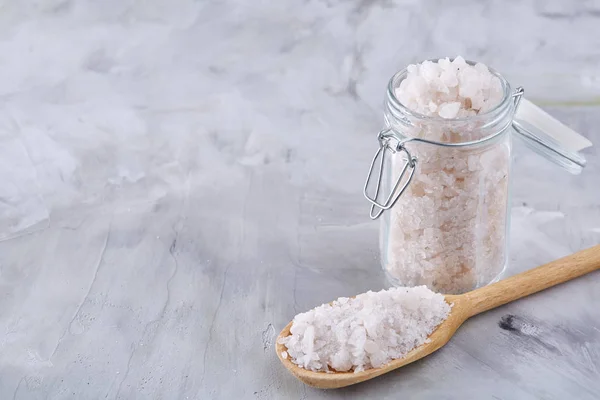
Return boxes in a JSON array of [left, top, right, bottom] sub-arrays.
[[276, 245, 600, 389]]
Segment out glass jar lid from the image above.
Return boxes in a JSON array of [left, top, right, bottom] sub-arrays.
[[512, 97, 592, 174]]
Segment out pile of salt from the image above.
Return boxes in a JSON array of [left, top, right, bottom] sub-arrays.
[[397, 56, 503, 121], [278, 286, 450, 372]]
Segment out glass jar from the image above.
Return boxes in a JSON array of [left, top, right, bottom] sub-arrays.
[[364, 61, 590, 294]]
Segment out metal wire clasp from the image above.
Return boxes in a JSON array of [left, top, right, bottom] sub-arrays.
[[512, 86, 524, 109], [363, 129, 417, 220]]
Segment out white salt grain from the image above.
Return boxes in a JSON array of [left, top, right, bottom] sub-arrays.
[[384, 57, 509, 294], [438, 102, 461, 119], [278, 286, 450, 373]]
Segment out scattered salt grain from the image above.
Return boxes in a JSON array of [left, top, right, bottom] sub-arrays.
[[278, 286, 451, 372]]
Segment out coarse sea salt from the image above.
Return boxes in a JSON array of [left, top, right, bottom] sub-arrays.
[[278, 286, 451, 373], [383, 56, 509, 294], [396, 56, 503, 120]]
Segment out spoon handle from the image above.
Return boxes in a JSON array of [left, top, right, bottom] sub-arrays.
[[463, 245, 600, 318]]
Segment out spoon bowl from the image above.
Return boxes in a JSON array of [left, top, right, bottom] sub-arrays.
[[276, 245, 600, 389], [275, 294, 466, 389]]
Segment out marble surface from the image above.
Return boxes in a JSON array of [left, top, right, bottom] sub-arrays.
[[0, 1, 599, 399]]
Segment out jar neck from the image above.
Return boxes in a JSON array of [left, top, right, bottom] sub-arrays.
[[383, 65, 517, 147]]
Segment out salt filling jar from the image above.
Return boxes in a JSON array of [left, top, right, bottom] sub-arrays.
[[364, 61, 591, 295]]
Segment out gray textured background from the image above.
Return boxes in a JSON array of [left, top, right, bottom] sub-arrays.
[[0, 1, 599, 399]]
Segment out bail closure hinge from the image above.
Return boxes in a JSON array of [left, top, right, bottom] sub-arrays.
[[363, 129, 417, 220], [512, 86, 524, 109]]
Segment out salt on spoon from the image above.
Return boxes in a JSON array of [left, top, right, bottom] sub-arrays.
[[278, 286, 451, 373], [276, 245, 600, 388]]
